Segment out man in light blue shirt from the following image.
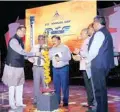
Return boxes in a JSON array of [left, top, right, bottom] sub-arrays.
[[49, 35, 71, 107]]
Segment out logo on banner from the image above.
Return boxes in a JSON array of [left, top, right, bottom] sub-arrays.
[[52, 10, 63, 21], [54, 11, 60, 18], [45, 11, 71, 35], [45, 26, 71, 35]]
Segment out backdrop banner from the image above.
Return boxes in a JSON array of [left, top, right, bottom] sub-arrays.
[[98, 5, 120, 52], [25, 1, 96, 51]]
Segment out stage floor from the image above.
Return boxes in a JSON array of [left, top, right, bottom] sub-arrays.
[[0, 80, 120, 112]]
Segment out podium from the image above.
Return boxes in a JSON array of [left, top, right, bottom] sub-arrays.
[[37, 92, 59, 111]]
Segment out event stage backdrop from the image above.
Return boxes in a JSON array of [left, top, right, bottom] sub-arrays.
[[25, 1, 96, 51], [98, 5, 120, 52]]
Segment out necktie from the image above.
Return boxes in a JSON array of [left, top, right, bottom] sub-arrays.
[[37, 46, 41, 66]]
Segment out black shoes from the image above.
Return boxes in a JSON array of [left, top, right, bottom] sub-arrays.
[[86, 106, 97, 112], [63, 103, 68, 107], [33, 102, 37, 106]]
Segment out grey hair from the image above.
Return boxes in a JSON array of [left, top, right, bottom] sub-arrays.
[[81, 28, 88, 34]]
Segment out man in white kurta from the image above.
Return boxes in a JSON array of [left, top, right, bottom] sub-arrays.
[[73, 28, 94, 108], [2, 25, 40, 109]]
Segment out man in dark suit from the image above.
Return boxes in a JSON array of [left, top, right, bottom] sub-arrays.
[[86, 16, 114, 112]]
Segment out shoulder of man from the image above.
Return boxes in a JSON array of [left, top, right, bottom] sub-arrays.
[[9, 37, 18, 44], [30, 44, 39, 51], [96, 30, 104, 34], [94, 31, 105, 37], [9, 34, 22, 43], [33, 44, 40, 48], [63, 44, 71, 52], [63, 44, 69, 49]]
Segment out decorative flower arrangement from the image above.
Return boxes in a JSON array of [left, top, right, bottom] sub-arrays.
[[42, 50, 51, 87], [41, 30, 51, 88]]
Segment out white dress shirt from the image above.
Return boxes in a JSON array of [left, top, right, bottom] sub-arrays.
[[87, 31, 105, 63], [79, 36, 91, 70], [29, 44, 44, 66], [86, 31, 105, 78]]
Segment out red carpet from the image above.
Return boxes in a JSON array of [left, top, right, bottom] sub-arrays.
[[0, 80, 120, 112]]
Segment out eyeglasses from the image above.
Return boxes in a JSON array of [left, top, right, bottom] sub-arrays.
[[38, 38, 45, 40]]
